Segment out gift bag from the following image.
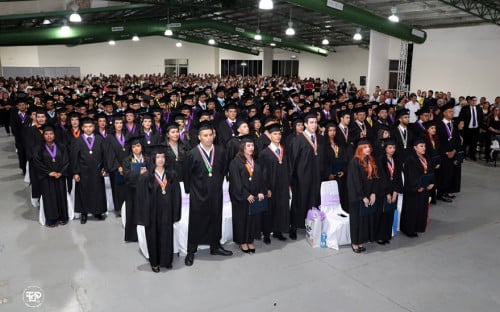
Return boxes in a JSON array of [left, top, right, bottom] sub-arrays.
[[305, 207, 326, 248]]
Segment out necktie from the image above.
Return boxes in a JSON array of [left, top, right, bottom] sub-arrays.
[[361, 123, 365, 131], [447, 122, 452, 131], [276, 147, 280, 155], [87, 136, 92, 144], [311, 134, 315, 142], [343, 127, 347, 135], [472, 107, 477, 127], [402, 129, 407, 138]]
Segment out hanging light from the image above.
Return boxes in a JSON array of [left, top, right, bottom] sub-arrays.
[[175, 42, 182, 48], [259, 0, 273, 10], [60, 24, 71, 35], [254, 30, 262, 41], [132, 35, 140, 42], [69, 4, 82, 23], [388, 6, 399, 23], [321, 38, 329, 45], [285, 8, 295, 36], [353, 28, 362, 41], [42, 19, 51, 25], [109, 40, 116, 45], [164, 28, 173, 36], [208, 38, 216, 45], [270, 42, 276, 47]]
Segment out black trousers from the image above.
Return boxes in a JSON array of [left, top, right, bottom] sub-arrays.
[[464, 128, 479, 159]]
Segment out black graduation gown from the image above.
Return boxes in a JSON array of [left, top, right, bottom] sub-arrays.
[[436, 120, 459, 195], [165, 141, 188, 182], [450, 129, 464, 193], [136, 170, 181, 268], [426, 138, 440, 202], [122, 155, 149, 242], [255, 133, 272, 154], [226, 136, 243, 164], [401, 153, 434, 235], [346, 157, 378, 244], [71, 135, 107, 215], [216, 119, 236, 146], [392, 126, 415, 165], [289, 133, 324, 229], [24, 125, 45, 199], [183, 144, 227, 252], [10, 110, 29, 172], [349, 121, 375, 145], [375, 155, 403, 241], [323, 140, 349, 212], [335, 127, 354, 163], [124, 123, 139, 140], [32, 143, 69, 225], [104, 133, 129, 211], [228, 158, 266, 244], [260, 144, 291, 234], [139, 129, 162, 150]]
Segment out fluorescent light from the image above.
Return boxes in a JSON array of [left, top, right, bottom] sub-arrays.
[[259, 0, 273, 10], [109, 40, 116, 45], [254, 29, 262, 41], [322, 38, 329, 45], [176, 42, 182, 47], [353, 28, 362, 41], [388, 7, 399, 23], [270, 42, 276, 47], [285, 21, 295, 36], [208, 39, 216, 45], [164, 28, 173, 36], [42, 19, 51, 25], [132, 35, 140, 42], [69, 12, 82, 23]]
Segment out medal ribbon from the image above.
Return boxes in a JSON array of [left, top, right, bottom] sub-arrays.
[[126, 123, 136, 134], [84, 135, 95, 151], [169, 142, 179, 159], [398, 127, 407, 147], [269, 144, 283, 163], [99, 129, 107, 138], [387, 157, 394, 179], [303, 132, 318, 155], [144, 130, 152, 142], [444, 120, 453, 139], [116, 133, 125, 148], [418, 156, 428, 173], [154, 171, 168, 192], [331, 143, 339, 158], [245, 159, 254, 177], [197, 145, 214, 175], [72, 128, 80, 138], [19, 112, 27, 123], [45, 143, 57, 161]]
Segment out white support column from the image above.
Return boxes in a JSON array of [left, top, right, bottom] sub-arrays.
[[213, 47, 220, 75], [262, 47, 273, 76], [366, 30, 390, 93]]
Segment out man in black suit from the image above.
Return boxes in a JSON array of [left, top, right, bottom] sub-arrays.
[[459, 96, 483, 161]]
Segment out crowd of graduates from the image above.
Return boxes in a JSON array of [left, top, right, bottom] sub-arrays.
[[1, 73, 497, 272]]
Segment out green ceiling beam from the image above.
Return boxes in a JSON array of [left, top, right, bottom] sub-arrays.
[[284, 0, 427, 44], [0, 4, 155, 21], [437, 0, 500, 26]]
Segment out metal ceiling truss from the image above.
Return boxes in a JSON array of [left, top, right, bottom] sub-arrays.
[[437, 0, 500, 26]]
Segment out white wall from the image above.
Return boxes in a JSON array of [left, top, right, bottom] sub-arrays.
[[412, 24, 500, 102], [0, 46, 40, 67]]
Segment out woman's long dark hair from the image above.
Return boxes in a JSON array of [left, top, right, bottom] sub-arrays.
[[236, 141, 257, 163]]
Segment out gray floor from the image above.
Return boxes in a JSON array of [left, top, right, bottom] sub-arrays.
[[1, 130, 499, 312]]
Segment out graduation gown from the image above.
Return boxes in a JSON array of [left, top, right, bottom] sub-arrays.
[[71, 135, 107, 215], [401, 153, 433, 235], [139, 129, 162, 150], [136, 169, 181, 268], [122, 155, 149, 242], [183, 144, 228, 252], [216, 119, 236, 146], [392, 126, 415, 165], [165, 141, 188, 182], [10, 110, 29, 172], [260, 144, 291, 234], [228, 158, 266, 244], [375, 155, 403, 241], [32, 143, 70, 224], [436, 119, 459, 195], [24, 125, 45, 199], [346, 157, 378, 244], [104, 133, 129, 211], [289, 133, 324, 229]]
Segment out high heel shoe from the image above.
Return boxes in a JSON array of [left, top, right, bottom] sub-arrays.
[[248, 244, 255, 253], [151, 266, 160, 273], [351, 245, 362, 253], [240, 245, 250, 254]]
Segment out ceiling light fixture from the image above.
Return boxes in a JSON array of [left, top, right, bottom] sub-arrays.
[[255, 15, 262, 40], [164, 28, 173, 36], [109, 40, 116, 45], [388, 6, 399, 23], [176, 42, 182, 48], [165, 8, 173, 36], [270, 42, 276, 47], [285, 9, 295, 36], [60, 23, 71, 35], [259, 0, 273, 10], [353, 28, 362, 41], [132, 35, 140, 42], [42, 19, 51, 25], [322, 38, 329, 45], [208, 38, 216, 45], [69, 4, 82, 23]]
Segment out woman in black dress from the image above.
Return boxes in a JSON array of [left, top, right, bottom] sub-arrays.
[[32, 125, 70, 227], [423, 121, 440, 204], [375, 139, 402, 244], [229, 136, 266, 254], [164, 122, 188, 181], [400, 139, 435, 237], [136, 145, 181, 272], [323, 122, 348, 212], [347, 139, 379, 253]]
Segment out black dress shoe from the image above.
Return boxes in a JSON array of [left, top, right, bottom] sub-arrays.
[[384, 240, 391, 244], [376, 240, 386, 245], [406, 233, 419, 238], [263, 236, 271, 244], [80, 214, 87, 224], [240, 247, 251, 254], [358, 246, 366, 252], [210, 246, 233, 256], [437, 196, 452, 203], [445, 193, 456, 199], [248, 248, 255, 254], [185, 253, 194, 266], [94, 214, 105, 220], [289, 229, 297, 240], [273, 233, 288, 241], [151, 265, 160, 273], [165, 263, 173, 269], [351, 245, 362, 253]]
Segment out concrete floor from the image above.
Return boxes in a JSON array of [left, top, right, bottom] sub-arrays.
[[0, 130, 499, 312]]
